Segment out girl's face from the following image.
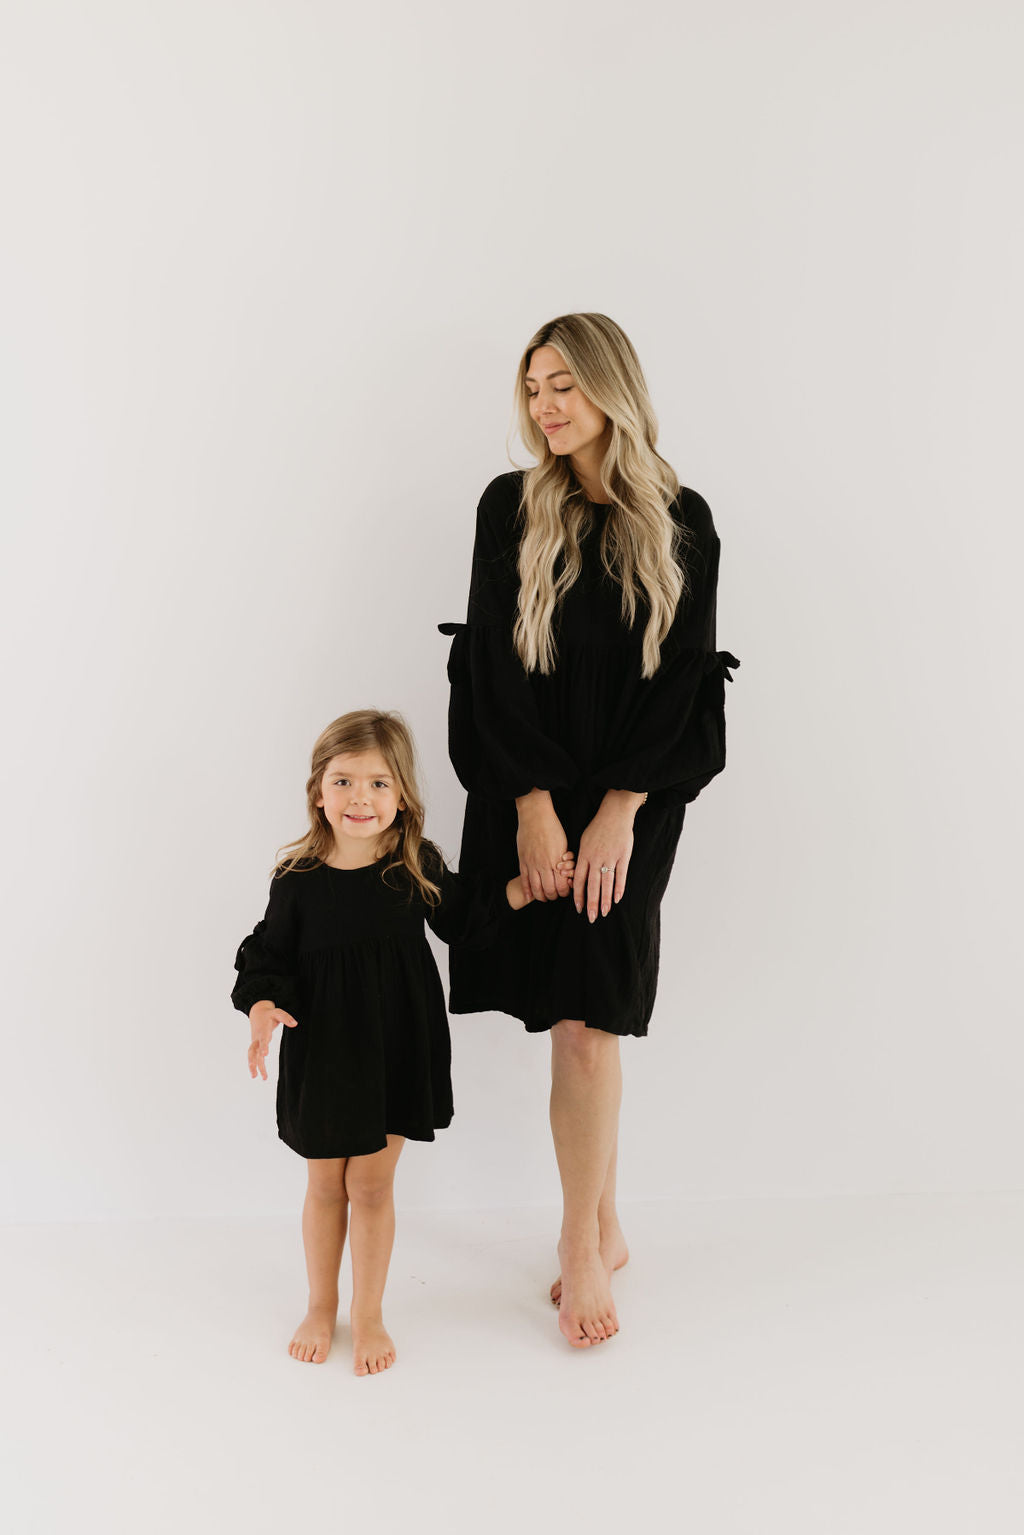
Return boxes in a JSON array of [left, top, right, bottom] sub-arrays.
[[316, 751, 405, 849], [525, 345, 609, 460]]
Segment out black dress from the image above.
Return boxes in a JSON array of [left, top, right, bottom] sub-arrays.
[[231, 847, 510, 1158], [439, 471, 738, 1039]]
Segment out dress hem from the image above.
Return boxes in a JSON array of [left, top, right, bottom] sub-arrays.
[[277, 1118, 453, 1160], [449, 998, 649, 1040]]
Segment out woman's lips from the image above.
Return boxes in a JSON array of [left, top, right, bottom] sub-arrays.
[[543, 422, 568, 435]]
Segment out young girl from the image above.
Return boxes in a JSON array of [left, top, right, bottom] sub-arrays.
[[232, 708, 573, 1376]]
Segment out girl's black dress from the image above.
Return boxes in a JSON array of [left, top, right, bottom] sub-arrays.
[[231, 847, 509, 1158], [440, 471, 737, 1039]]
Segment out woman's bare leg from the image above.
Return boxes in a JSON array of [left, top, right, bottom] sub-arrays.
[[290, 1157, 348, 1363], [549, 1020, 622, 1346], [345, 1135, 404, 1376], [550, 1130, 629, 1306]]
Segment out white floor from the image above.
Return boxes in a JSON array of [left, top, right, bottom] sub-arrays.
[[3, 1194, 1022, 1535]]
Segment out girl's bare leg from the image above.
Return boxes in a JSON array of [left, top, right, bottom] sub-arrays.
[[345, 1135, 405, 1376], [549, 1020, 622, 1347], [549, 1129, 629, 1306], [290, 1157, 349, 1363]]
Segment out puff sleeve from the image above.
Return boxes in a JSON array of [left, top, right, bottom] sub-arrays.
[[230, 874, 302, 1018], [591, 494, 739, 808], [440, 476, 580, 800], [423, 847, 515, 950]]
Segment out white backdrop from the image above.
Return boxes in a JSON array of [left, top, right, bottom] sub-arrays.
[[2, 0, 1021, 1222]]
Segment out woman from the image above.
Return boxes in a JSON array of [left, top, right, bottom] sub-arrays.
[[439, 313, 738, 1348]]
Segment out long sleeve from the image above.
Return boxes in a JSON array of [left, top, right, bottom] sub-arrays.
[[440, 474, 581, 800], [591, 494, 739, 808], [424, 849, 515, 951], [231, 873, 302, 1018]]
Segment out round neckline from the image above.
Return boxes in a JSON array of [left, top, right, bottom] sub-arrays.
[[321, 855, 386, 874]]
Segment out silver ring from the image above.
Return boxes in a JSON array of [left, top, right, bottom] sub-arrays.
[[600, 865, 611, 874]]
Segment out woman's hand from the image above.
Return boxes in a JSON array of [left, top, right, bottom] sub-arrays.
[[515, 788, 572, 903], [573, 790, 646, 922], [248, 999, 298, 1081], [506, 851, 575, 911]]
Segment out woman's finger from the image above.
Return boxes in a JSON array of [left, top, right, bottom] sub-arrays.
[[600, 862, 615, 918], [613, 856, 629, 905], [573, 858, 588, 914], [586, 862, 603, 923]]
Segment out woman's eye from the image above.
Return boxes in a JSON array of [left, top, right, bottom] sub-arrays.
[[526, 391, 538, 400], [555, 386, 572, 393]]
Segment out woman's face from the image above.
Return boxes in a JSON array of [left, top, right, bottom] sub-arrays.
[[525, 345, 609, 459]]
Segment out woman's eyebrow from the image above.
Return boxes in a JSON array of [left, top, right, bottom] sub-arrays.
[[525, 369, 572, 383]]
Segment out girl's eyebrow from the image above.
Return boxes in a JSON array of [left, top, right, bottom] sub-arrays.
[[525, 369, 572, 383]]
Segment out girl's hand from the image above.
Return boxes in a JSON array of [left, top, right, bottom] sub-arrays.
[[506, 851, 575, 911], [248, 1000, 298, 1081], [515, 789, 572, 903], [573, 792, 644, 922]]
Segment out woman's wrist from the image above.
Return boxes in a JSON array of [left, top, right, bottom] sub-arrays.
[[602, 789, 647, 817], [515, 787, 553, 818]]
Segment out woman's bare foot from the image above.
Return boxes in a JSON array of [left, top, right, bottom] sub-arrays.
[[551, 1223, 629, 1308], [351, 1312, 396, 1376], [556, 1239, 619, 1347], [288, 1302, 337, 1363]]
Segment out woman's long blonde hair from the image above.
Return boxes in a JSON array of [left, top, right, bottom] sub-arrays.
[[513, 312, 688, 679], [274, 709, 440, 905]]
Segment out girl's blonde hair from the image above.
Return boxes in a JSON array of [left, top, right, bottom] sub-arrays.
[[513, 312, 689, 679], [274, 709, 440, 905]]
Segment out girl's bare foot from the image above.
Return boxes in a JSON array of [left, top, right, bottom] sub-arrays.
[[551, 1224, 629, 1307], [288, 1302, 337, 1363], [556, 1239, 619, 1347], [351, 1312, 396, 1376]]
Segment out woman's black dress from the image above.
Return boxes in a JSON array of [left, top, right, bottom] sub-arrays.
[[231, 848, 509, 1158], [440, 471, 737, 1039]]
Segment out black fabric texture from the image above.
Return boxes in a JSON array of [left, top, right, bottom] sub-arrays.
[[231, 847, 511, 1158], [440, 470, 738, 1039]]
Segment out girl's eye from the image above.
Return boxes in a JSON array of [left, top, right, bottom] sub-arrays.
[[372, 781, 388, 789]]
